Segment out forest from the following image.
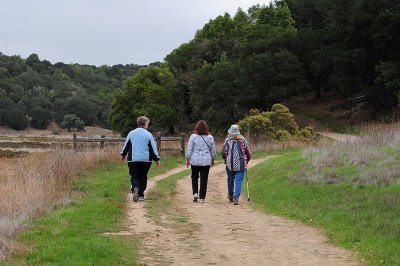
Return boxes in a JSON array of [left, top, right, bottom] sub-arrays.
[[1, 0, 399, 134], [0, 52, 148, 130]]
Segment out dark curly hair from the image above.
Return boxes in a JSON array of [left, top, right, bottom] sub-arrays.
[[194, 120, 209, 135]]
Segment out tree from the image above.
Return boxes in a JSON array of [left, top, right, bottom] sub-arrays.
[[29, 107, 52, 129], [110, 63, 180, 136], [57, 95, 99, 125], [4, 105, 27, 130], [60, 114, 85, 131]]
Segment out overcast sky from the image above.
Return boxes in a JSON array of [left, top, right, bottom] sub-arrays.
[[0, 0, 271, 66]]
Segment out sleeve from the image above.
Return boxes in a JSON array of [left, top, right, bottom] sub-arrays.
[[148, 134, 160, 162], [244, 140, 251, 162], [185, 135, 194, 159], [210, 136, 217, 159], [221, 141, 229, 159], [120, 133, 131, 156]]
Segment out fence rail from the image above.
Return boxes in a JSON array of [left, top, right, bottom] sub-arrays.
[[72, 132, 186, 156]]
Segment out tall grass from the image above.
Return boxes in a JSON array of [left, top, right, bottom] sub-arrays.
[[292, 123, 400, 186], [0, 148, 119, 260]]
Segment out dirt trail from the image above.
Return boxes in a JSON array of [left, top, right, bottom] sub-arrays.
[[114, 159, 360, 265], [319, 132, 360, 143]]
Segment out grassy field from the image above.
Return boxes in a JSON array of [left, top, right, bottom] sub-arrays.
[[3, 156, 183, 266], [3, 125, 399, 265], [248, 150, 400, 265]]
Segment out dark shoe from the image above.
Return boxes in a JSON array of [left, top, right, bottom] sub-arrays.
[[233, 197, 239, 205], [227, 195, 233, 202], [132, 188, 139, 202]]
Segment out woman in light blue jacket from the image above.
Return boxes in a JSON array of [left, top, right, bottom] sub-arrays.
[[186, 120, 216, 203], [121, 116, 160, 202]]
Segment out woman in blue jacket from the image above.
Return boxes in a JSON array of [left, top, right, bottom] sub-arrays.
[[121, 116, 160, 202]]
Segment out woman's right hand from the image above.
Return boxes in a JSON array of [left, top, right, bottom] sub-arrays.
[[185, 160, 190, 168]]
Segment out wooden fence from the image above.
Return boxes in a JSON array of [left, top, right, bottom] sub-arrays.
[[72, 132, 186, 156]]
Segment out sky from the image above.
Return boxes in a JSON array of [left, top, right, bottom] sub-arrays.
[[0, 0, 271, 66]]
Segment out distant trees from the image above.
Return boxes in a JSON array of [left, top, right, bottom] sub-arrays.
[[0, 52, 143, 130], [2, 0, 400, 132]]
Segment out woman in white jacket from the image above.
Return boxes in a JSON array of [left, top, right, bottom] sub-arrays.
[[185, 120, 216, 203]]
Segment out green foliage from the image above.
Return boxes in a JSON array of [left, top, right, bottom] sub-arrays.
[[29, 107, 52, 129], [374, 61, 400, 108], [286, 0, 400, 111], [238, 104, 311, 141], [166, 2, 311, 130], [0, 52, 142, 130], [3, 105, 27, 130], [110, 63, 179, 136], [60, 114, 85, 131]]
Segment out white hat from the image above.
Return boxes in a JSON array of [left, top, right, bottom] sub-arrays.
[[228, 124, 241, 135]]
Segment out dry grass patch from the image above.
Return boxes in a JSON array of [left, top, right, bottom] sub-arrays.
[[0, 148, 119, 261], [291, 123, 400, 186]]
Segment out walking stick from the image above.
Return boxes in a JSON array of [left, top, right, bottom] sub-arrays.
[[246, 170, 250, 201]]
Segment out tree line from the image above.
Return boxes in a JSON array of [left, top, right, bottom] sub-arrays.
[[1, 0, 398, 134], [0, 52, 148, 130], [111, 0, 400, 136]]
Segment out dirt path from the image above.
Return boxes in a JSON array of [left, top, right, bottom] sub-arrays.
[[319, 132, 360, 143], [114, 159, 360, 265]]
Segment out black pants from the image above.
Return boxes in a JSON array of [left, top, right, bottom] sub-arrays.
[[128, 162, 152, 197], [191, 165, 210, 199]]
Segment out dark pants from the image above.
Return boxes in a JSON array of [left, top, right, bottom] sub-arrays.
[[191, 165, 210, 199], [128, 162, 152, 197]]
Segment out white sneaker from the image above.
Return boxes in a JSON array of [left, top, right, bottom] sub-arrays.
[[138, 196, 145, 202], [193, 193, 199, 202], [199, 199, 204, 203]]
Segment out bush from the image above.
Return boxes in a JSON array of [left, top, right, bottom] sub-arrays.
[[60, 114, 85, 131], [4, 106, 27, 130], [238, 103, 314, 141]]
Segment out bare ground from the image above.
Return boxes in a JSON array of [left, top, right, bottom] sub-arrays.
[[108, 158, 360, 265]]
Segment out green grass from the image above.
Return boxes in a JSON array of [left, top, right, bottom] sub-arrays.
[[249, 150, 400, 265], [146, 169, 191, 225], [6, 156, 184, 266]]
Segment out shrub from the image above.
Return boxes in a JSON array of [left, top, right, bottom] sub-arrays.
[[238, 103, 314, 141], [60, 114, 85, 131]]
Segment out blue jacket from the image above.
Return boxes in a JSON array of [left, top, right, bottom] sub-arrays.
[[120, 128, 160, 162]]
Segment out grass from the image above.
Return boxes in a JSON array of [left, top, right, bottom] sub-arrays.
[[4, 155, 185, 265], [146, 169, 192, 225], [248, 150, 400, 265]]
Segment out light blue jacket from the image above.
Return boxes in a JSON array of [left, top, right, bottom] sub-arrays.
[[120, 128, 160, 162]]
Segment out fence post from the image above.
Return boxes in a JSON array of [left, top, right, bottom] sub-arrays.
[[157, 132, 161, 152], [100, 135, 105, 149], [181, 133, 185, 156], [73, 134, 77, 152]]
